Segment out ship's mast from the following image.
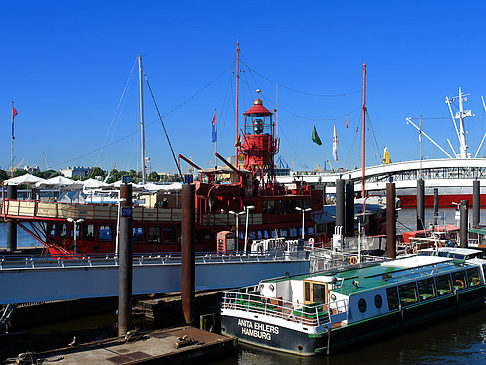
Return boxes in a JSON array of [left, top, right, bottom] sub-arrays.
[[235, 42, 240, 161], [138, 55, 147, 184], [361, 64, 367, 198], [458, 87, 468, 158]]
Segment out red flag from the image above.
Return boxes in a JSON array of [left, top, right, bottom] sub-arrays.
[[345, 116, 348, 128], [12, 107, 18, 119]]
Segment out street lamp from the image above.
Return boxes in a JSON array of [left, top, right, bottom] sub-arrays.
[[295, 207, 312, 240], [244, 205, 255, 253], [67, 218, 84, 257], [227, 210, 246, 251]]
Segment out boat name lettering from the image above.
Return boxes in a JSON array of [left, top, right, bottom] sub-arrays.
[[238, 319, 279, 340]]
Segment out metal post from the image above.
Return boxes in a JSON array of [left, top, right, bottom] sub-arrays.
[[433, 188, 439, 226], [473, 180, 480, 228], [138, 55, 147, 184], [386, 182, 396, 259], [6, 185, 17, 253], [335, 179, 345, 229], [460, 200, 468, 248], [417, 178, 425, 231], [301, 210, 305, 239], [244, 206, 254, 253], [181, 183, 195, 325], [118, 179, 133, 337], [345, 180, 354, 237]]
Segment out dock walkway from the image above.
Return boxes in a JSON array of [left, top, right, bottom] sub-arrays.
[[30, 326, 235, 364]]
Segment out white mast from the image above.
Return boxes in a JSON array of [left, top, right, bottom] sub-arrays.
[[138, 55, 147, 184], [458, 87, 467, 158]]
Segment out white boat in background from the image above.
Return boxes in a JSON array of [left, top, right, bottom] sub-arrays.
[[277, 88, 486, 208]]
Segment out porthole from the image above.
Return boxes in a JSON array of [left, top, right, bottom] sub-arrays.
[[330, 294, 337, 301], [374, 294, 383, 309], [358, 298, 367, 313]]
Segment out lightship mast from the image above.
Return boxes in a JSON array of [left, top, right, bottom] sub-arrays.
[[138, 55, 147, 184], [361, 64, 367, 198]]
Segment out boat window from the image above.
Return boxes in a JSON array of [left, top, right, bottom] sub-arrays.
[[374, 294, 383, 309], [281, 229, 288, 237], [267, 200, 275, 214], [99, 225, 113, 241], [466, 267, 482, 287], [133, 227, 145, 242], [69, 224, 80, 239], [83, 224, 95, 241], [257, 230, 263, 239], [435, 274, 452, 296], [263, 230, 269, 239], [398, 282, 418, 307], [313, 283, 326, 303], [59, 223, 67, 238], [249, 231, 256, 240], [358, 298, 367, 313], [452, 271, 467, 291], [308, 226, 315, 235], [417, 278, 436, 301], [290, 227, 298, 237], [48, 223, 56, 237], [304, 282, 311, 302], [271, 230, 277, 238], [163, 227, 177, 244], [386, 287, 399, 310], [148, 227, 161, 244]]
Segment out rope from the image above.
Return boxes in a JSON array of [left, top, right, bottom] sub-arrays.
[[143, 73, 184, 181]]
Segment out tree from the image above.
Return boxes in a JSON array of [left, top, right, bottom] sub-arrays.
[[42, 170, 61, 179], [0, 169, 7, 183], [87, 167, 105, 179], [148, 171, 159, 182], [13, 170, 27, 177]]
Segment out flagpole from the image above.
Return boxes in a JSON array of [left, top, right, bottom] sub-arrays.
[[214, 108, 217, 169], [235, 42, 240, 162], [11, 101, 14, 177]]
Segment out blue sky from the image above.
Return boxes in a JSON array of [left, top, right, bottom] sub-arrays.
[[2, 1, 486, 173]]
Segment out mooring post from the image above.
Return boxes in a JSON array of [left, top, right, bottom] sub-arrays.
[[336, 179, 345, 231], [345, 179, 354, 237], [417, 178, 425, 231], [460, 199, 468, 248], [473, 180, 480, 228], [181, 183, 195, 325], [6, 185, 18, 253], [386, 182, 396, 259], [433, 188, 439, 226], [118, 177, 133, 337]]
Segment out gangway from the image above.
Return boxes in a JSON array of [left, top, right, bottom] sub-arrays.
[[0, 251, 309, 305]]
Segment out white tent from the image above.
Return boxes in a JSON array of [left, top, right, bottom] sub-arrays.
[[4, 174, 46, 186], [82, 178, 109, 189], [35, 176, 83, 190]]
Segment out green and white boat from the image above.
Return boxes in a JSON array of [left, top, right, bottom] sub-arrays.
[[221, 253, 486, 356]]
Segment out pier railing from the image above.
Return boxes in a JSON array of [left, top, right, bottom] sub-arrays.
[[221, 286, 348, 328]]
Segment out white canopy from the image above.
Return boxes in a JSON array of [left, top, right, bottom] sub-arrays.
[[140, 182, 183, 192], [82, 178, 109, 189], [35, 176, 83, 189], [4, 174, 46, 186]]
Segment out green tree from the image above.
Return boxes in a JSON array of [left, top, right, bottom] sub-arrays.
[[148, 171, 159, 182], [13, 170, 27, 177], [87, 167, 105, 179], [42, 170, 61, 179], [0, 169, 7, 183]]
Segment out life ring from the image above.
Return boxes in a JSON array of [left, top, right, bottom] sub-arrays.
[[349, 256, 358, 265], [455, 279, 464, 288]]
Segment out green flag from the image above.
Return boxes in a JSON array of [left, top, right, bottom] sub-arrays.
[[312, 125, 322, 145]]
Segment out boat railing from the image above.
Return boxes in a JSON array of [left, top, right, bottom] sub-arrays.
[[221, 287, 348, 327], [309, 248, 387, 272], [0, 250, 308, 270]]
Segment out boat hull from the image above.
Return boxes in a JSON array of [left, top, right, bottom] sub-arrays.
[[221, 286, 486, 356]]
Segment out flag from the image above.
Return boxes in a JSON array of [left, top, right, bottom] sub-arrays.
[[211, 112, 217, 143], [12, 107, 18, 119], [234, 133, 241, 147], [312, 125, 322, 145], [332, 123, 338, 161], [345, 116, 348, 128]]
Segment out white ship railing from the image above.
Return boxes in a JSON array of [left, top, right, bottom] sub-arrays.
[[222, 286, 348, 327]]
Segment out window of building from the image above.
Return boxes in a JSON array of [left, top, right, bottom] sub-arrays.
[[99, 225, 113, 241], [417, 278, 436, 301], [398, 282, 418, 307], [467, 267, 482, 287], [452, 270, 467, 291], [386, 287, 399, 310], [435, 274, 452, 296]]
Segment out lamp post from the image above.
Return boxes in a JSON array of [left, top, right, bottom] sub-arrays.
[[244, 205, 255, 253], [67, 218, 84, 257], [228, 210, 246, 251], [295, 207, 312, 240]]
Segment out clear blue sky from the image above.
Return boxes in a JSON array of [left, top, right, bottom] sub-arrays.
[[2, 1, 486, 173]]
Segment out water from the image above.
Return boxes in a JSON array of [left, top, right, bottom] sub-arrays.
[[0, 222, 40, 248]]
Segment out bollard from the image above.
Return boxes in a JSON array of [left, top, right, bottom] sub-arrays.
[[460, 200, 468, 248], [416, 179, 425, 231], [473, 180, 480, 228], [118, 178, 133, 337], [336, 179, 345, 230], [386, 182, 396, 259], [345, 180, 355, 237], [6, 185, 18, 253], [433, 188, 439, 226], [181, 183, 195, 325]]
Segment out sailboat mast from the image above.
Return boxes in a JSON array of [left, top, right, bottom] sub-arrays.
[[235, 42, 240, 160], [138, 55, 147, 184], [361, 63, 367, 198]]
